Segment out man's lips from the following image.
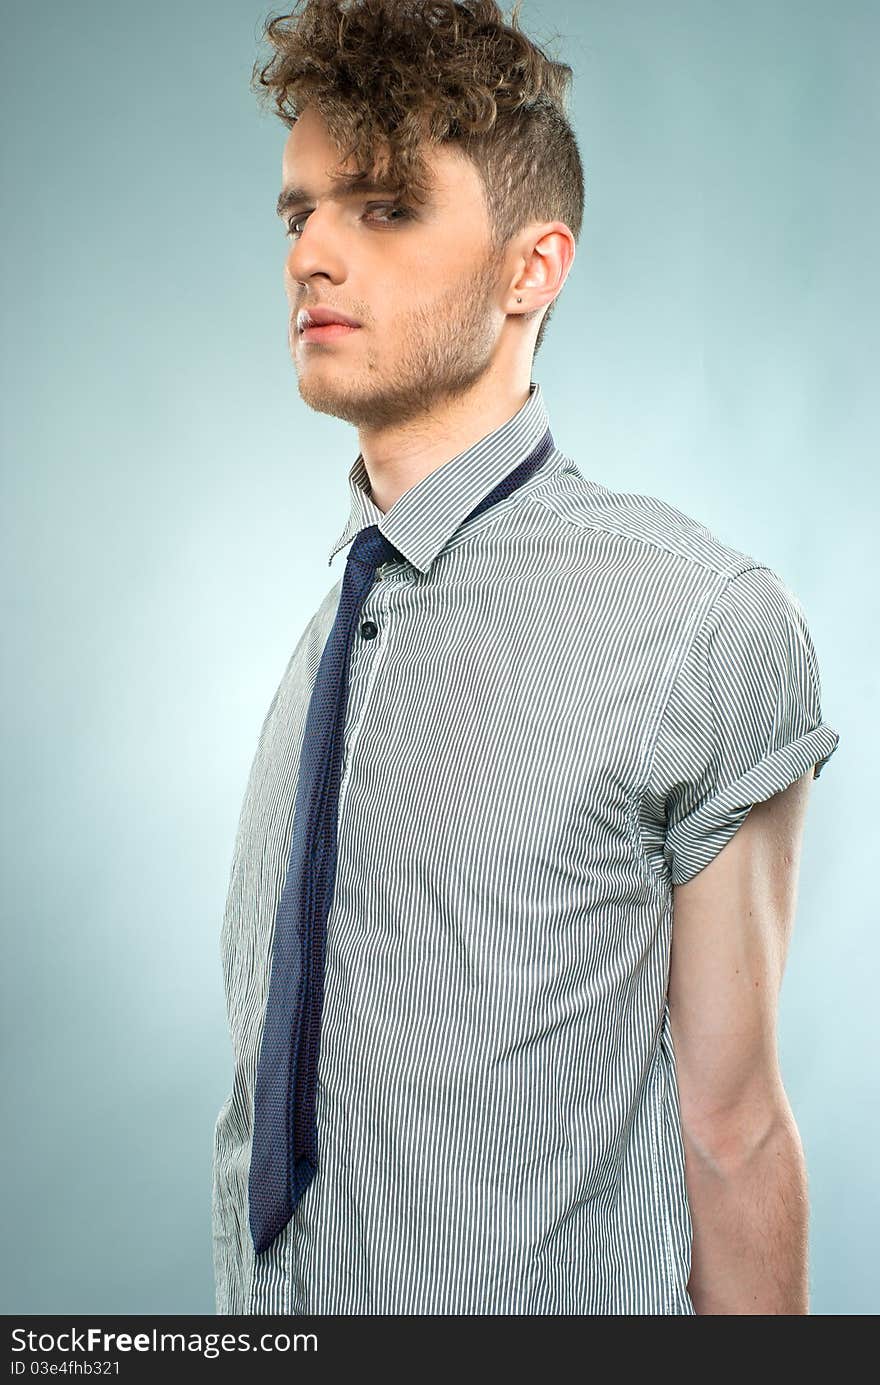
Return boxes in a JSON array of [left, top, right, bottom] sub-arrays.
[[297, 305, 361, 330], [298, 321, 361, 343]]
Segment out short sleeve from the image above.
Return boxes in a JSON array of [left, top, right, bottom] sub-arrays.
[[648, 564, 840, 885]]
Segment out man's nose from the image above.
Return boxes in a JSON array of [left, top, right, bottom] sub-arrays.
[[284, 207, 346, 279]]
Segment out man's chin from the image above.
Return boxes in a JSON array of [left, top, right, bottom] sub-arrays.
[[295, 378, 364, 426]]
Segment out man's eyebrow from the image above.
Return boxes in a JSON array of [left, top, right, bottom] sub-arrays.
[[275, 176, 403, 219]]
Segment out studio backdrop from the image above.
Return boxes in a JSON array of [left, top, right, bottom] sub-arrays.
[[1, 0, 875, 1314]]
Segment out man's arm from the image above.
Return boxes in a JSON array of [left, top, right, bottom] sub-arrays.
[[668, 769, 815, 1315]]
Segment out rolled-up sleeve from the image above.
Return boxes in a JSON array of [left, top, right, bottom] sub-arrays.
[[650, 564, 840, 886]]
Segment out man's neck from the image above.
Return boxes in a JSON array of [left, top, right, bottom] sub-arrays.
[[359, 379, 532, 514]]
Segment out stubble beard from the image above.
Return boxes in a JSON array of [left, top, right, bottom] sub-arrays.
[[291, 250, 503, 432]]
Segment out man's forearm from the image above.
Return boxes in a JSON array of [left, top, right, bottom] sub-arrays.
[[682, 1103, 809, 1314]]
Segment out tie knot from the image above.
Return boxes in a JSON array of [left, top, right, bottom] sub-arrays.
[[348, 524, 401, 573]]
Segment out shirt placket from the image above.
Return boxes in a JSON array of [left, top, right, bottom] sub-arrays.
[[336, 559, 402, 827]]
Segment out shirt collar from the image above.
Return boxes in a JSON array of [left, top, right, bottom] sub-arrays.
[[327, 380, 553, 574]]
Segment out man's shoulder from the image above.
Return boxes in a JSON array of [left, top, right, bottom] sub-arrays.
[[537, 457, 761, 584]]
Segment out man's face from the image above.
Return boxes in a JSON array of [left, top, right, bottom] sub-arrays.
[[279, 104, 510, 431]]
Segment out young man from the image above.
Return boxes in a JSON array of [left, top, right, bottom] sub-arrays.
[[212, 0, 839, 1315]]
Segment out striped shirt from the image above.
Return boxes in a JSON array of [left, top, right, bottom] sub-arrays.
[[212, 380, 839, 1315]]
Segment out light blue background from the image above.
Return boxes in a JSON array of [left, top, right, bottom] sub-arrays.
[[2, 0, 876, 1314]]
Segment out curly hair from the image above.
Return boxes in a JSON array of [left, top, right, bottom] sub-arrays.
[[251, 0, 584, 356]]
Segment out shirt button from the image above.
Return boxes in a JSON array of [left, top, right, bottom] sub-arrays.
[[360, 620, 379, 639]]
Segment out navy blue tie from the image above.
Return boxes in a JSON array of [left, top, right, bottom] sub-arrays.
[[248, 426, 555, 1255]]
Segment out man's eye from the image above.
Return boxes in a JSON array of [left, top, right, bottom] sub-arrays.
[[285, 204, 409, 239]]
